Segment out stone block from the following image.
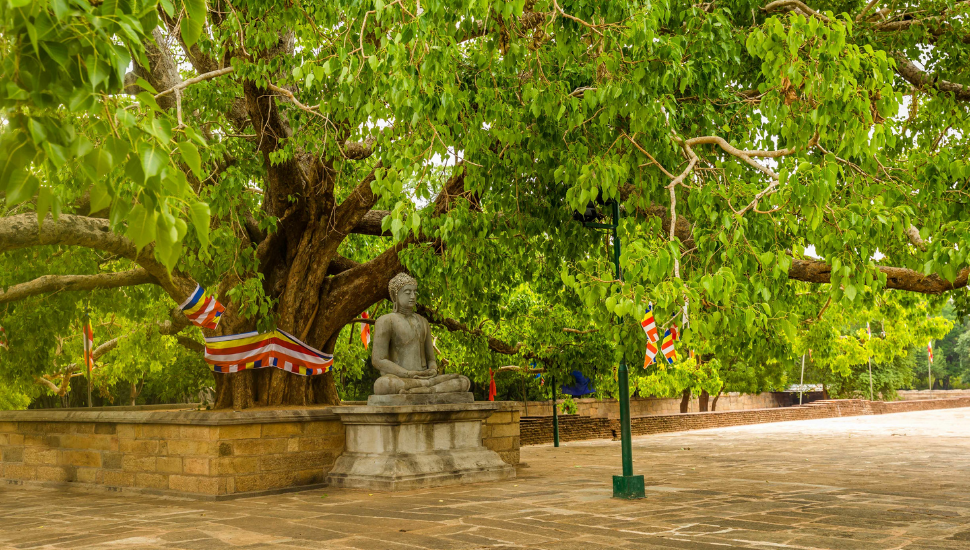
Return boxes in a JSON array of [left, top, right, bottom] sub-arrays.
[[259, 451, 332, 472], [179, 426, 213, 440], [59, 450, 101, 468], [136, 424, 181, 439], [182, 457, 210, 475], [73, 423, 95, 434], [37, 466, 74, 482], [305, 421, 344, 436], [166, 439, 216, 456], [120, 439, 159, 455], [297, 435, 344, 453], [2, 446, 25, 463], [211, 456, 259, 475], [287, 439, 299, 452], [216, 424, 261, 440], [487, 412, 512, 424], [75, 466, 97, 483], [234, 471, 295, 493], [261, 423, 303, 437], [61, 434, 117, 451], [169, 475, 225, 496], [98, 470, 134, 488], [156, 457, 182, 474], [3, 463, 36, 480], [101, 452, 123, 470], [0, 422, 16, 433], [122, 455, 156, 472], [487, 423, 519, 438], [116, 424, 136, 439], [218, 442, 232, 456], [485, 436, 514, 452], [231, 438, 287, 456], [135, 473, 170, 490], [22, 447, 55, 465], [0, 433, 24, 446], [94, 424, 116, 435]]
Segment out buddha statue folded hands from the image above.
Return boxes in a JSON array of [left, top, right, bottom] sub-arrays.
[[370, 273, 471, 396]]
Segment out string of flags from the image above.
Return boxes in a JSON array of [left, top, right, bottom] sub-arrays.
[[204, 329, 334, 376], [641, 304, 678, 366], [928, 341, 933, 364], [82, 318, 94, 375], [179, 284, 225, 330], [176, 284, 334, 376]]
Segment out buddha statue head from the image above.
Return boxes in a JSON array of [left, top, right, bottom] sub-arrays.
[[388, 272, 418, 314]]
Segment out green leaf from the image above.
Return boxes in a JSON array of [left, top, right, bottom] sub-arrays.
[[127, 204, 158, 251], [189, 201, 210, 249], [140, 146, 166, 181], [6, 174, 39, 206], [90, 182, 112, 213], [181, 12, 204, 47], [178, 141, 202, 179], [36, 186, 52, 227]]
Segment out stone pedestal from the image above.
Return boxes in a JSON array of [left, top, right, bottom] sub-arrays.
[[366, 392, 474, 406], [326, 403, 515, 491]]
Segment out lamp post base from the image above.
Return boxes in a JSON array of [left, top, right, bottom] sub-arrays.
[[612, 475, 645, 499]]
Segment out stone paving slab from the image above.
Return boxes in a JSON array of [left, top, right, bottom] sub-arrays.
[[2, 408, 970, 549]]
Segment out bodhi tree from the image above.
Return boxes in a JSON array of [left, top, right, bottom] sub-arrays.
[[1, 0, 967, 409]]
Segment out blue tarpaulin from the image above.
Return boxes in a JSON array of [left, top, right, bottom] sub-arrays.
[[560, 370, 594, 396]]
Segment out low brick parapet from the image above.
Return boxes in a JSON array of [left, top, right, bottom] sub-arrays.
[[519, 397, 970, 446], [0, 403, 521, 499]]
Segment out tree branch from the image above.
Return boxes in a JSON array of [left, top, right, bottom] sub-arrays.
[[788, 258, 969, 294], [893, 53, 970, 102], [0, 269, 156, 304], [0, 214, 197, 304], [417, 305, 525, 355], [175, 335, 205, 353]]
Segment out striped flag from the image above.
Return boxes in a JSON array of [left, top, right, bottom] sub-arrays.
[[661, 328, 677, 364], [640, 304, 659, 343], [204, 329, 334, 376], [82, 320, 94, 374], [643, 341, 658, 368], [866, 322, 871, 339], [360, 311, 371, 350], [179, 284, 225, 330], [928, 341, 933, 364], [0, 326, 8, 350]]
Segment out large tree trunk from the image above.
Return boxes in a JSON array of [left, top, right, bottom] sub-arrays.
[[698, 390, 710, 412], [680, 389, 691, 413]]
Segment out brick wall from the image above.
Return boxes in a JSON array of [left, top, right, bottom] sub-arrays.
[[482, 403, 521, 465], [520, 397, 970, 446], [514, 392, 797, 419], [0, 409, 344, 499]]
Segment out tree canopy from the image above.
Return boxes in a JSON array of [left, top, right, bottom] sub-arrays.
[[1, 0, 968, 409]]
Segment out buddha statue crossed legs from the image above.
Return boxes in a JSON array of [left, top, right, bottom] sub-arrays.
[[371, 273, 471, 396]]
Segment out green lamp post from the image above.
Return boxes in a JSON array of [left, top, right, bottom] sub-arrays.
[[580, 199, 645, 499]]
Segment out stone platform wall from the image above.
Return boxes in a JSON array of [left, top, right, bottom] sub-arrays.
[[514, 392, 799, 419], [0, 404, 520, 499], [519, 397, 970, 446], [896, 389, 970, 400]]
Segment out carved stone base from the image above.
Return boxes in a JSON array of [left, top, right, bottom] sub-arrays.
[[366, 392, 474, 406], [326, 403, 515, 491]]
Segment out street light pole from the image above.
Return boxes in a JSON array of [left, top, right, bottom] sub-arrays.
[[586, 199, 644, 499]]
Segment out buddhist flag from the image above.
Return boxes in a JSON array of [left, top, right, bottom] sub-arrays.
[[360, 311, 371, 349], [0, 326, 8, 350], [204, 329, 334, 375], [643, 341, 658, 368], [82, 320, 94, 375], [661, 328, 677, 364], [866, 322, 871, 340], [928, 341, 933, 364], [488, 368, 497, 401], [640, 304, 659, 343], [179, 284, 225, 330]]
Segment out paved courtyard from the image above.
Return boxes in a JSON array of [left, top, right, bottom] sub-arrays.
[[1, 408, 969, 549]]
